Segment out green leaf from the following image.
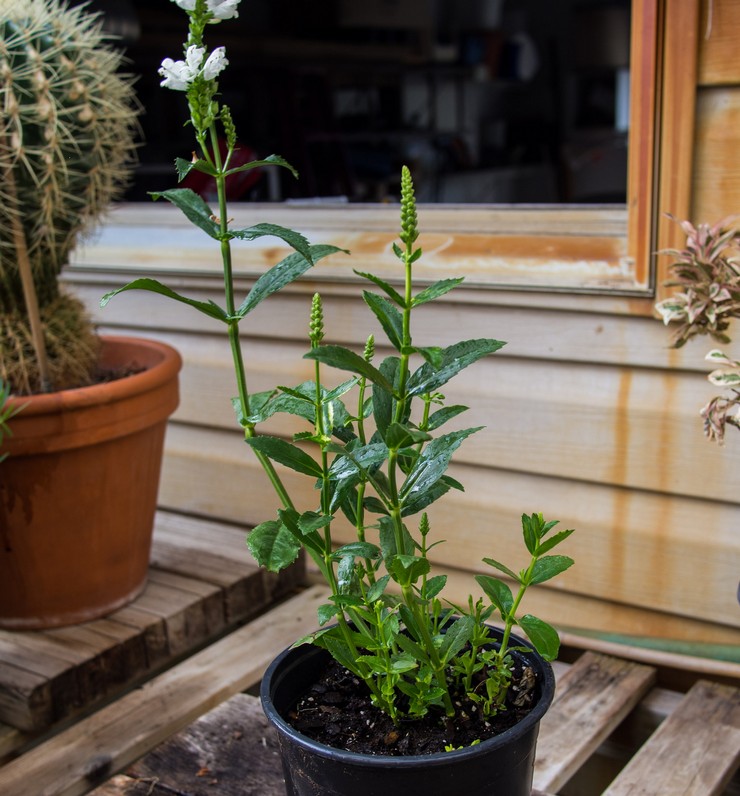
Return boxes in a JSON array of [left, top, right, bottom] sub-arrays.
[[408, 339, 506, 396], [363, 292, 404, 351], [100, 278, 228, 322], [395, 631, 428, 662], [175, 156, 217, 181], [317, 603, 338, 626], [423, 574, 447, 600], [225, 154, 298, 179], [529, 555, 574, 585], [245, 435, 322, 477], [482, 557, 520, 583], [373, 357, 399, 438], [354, 270, 405, 306], [518, 615, 561, 661], [237, 244, 344, 317], [426, 405, 468, 431], [297, 511, 333, 534], [439, 615, 474, 663], [412, 277, 464, 306], [521, 513, 540, 555], [246, 520, 301, 572], [475, 575, 514, 617], [385, 422, 431, 450], [400, 427, 481, 501], [536, 527, 575, 555], [327, 441, 389, 481], [150, 188, 220, 239], [411, 346, 445, 369], [366, 575, 390, 603], [229, 222, 312, 262], [400, 476, 452, 516], [337, 555, 359, 594], [305, 345, 396, 393], [332, 542, 381, 560]]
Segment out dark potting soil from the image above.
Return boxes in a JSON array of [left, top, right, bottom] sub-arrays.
[[287, 657, 538, 756]]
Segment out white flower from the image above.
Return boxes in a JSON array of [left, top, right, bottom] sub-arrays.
[[158, 57, 193, 91], [158, 46, 204, 91], [170, 0, 197, 10], [202, 47, 228, 79], [207, 0, 240, 20]]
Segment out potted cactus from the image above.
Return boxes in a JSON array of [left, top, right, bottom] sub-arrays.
[[0, 0, 181, 629]]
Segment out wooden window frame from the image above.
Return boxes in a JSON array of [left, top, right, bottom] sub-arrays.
[[72, 0, 699, 314]]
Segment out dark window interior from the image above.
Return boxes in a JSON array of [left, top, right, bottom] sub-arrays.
[[83, 0, 631, 204]]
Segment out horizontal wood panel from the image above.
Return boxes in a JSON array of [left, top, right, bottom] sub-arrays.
[[698, 0, 740, 85], [158, 423, 740, 632], [70, 278, 710, 373], [80, 324, 740, 504], [692, 86, 740, 222]]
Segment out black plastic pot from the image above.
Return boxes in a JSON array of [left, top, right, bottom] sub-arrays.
[[261, 627, 556, 796]]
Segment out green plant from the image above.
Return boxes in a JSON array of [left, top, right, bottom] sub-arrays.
[[0, 0, 139, 395], [102, 0, 573, 732], [655, 216, 740, 442]]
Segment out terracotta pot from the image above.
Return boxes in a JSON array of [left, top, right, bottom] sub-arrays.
[[0, 336, 181, 630]]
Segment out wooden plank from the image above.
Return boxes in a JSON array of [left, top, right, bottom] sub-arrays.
[[0, 662, 51, 732], [0, 584, 330, 796], [159, 424, 740, 635], [692, 86, 740, 224], [533, 652, 656, 793], [604, 679, 740, 795], [698, 0, 740, 85]]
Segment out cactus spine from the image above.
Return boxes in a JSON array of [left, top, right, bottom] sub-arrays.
[[0, 0, 138, 394]]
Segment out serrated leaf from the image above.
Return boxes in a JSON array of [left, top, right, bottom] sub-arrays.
[[439, 615, 474, 663], [354, 270, 405, 306], [245, 435, 322, 477], [150, 188, 220, 238], [237, 244, 344, 317], [475, 575, 514, 616], [400, 476, 452, 516], [413, 346, 445, 369], [519, 615, 560, 661], [101, 278, 228, 322], [400, 427, 481, 500], [246, 520, 301, 572], [408, 338, 505, 395], [423, 574, 447, 600], [529, 555, 574, 585], [306, 345, 396, 394], [363, 292, 404, 351], [412, 277, 464, 306], [229, 222, 312, 262]]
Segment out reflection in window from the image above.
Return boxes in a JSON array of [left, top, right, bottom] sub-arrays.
[[91, 0, 631, 205]]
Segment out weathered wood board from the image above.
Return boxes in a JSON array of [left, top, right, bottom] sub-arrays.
[[0, 511, 302, 733]]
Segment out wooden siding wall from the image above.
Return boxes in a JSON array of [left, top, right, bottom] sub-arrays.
[[63, 0, 740, 652]]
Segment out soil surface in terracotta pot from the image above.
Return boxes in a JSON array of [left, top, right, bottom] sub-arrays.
[[287, 655, 538, 756]]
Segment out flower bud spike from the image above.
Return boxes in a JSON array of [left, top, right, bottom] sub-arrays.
[[399, 165, 419, 247], [309, 293, 324, 347], [363, 334, 375, 363]]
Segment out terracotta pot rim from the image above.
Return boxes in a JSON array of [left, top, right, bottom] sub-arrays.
[[6, 335, 182, 415]]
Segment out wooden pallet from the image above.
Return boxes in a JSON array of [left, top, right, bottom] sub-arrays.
[[0, 511, 302, 737], [87, 650, 740, 796], [1, 579, 738, 796]]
